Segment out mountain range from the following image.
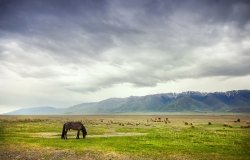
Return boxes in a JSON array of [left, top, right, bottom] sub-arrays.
[[4, 90, 250, 115]]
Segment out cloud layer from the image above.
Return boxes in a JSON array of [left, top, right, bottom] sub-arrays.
[[0, 0, 250, 111]]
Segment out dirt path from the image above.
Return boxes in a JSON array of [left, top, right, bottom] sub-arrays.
[[31, 132, 147, 138]]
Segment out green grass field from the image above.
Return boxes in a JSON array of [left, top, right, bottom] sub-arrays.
[[0, 115, 249, 160]]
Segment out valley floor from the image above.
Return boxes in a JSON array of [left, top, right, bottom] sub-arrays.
[[0, 115, 250, 160]]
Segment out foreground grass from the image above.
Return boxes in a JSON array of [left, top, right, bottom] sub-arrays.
[[0, 115, 250, 160]]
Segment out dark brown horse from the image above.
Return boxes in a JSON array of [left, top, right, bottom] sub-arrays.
[[61, 122, 87, 139]]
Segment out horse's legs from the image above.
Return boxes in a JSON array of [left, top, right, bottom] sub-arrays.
[[65, 129, 68, 139], [76, 130, 80, 139]]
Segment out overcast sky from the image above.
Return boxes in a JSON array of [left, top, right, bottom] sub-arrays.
[[0, 0, 250, 113]]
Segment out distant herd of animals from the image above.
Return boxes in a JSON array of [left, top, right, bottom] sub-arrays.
[[61, 118, 250, 140]]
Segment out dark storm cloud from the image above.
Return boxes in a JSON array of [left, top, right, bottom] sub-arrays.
[[0, 0, 250, 92], [1, 0, 250, 35], [0, 0, 107, 32]]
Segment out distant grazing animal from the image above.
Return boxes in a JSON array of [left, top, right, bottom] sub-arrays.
[[234, 118, 241, 123], [240, 125, 250, 128], [223, 123, 232, 128], [61, 122, 87, 139]]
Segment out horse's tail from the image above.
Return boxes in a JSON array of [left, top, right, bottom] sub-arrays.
[[61, 124, 65, 139]]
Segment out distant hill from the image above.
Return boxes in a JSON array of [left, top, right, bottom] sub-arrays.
[[5, 106, 64, 115], [4, 90, 250, 115]]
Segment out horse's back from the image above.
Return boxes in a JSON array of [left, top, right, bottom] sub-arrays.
[[65, 122, 84, 130]]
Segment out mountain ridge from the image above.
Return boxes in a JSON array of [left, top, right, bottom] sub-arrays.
[[4, 90, 250, 115]]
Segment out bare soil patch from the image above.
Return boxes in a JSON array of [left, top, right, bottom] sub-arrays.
[[31, 132, 147, 138]]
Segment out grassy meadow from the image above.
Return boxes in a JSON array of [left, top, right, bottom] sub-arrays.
[[0, 115, 250, 160]]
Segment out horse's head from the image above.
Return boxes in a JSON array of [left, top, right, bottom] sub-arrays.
[[82, 128, 87, 139]]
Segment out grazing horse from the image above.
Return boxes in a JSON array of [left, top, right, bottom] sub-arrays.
[[61, 122, 87, 139]]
